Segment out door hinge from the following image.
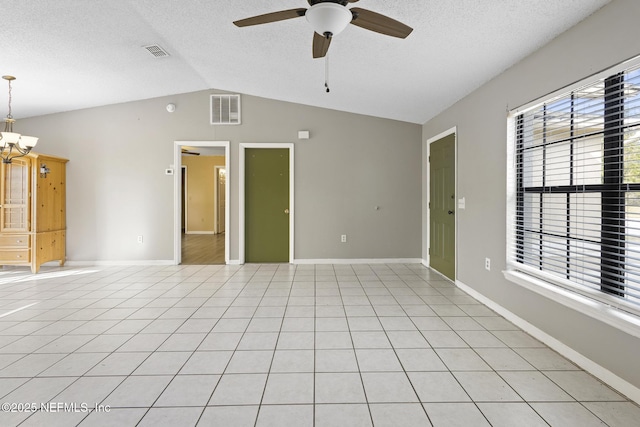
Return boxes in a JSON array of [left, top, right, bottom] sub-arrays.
[[428, 155, 430, 162], [428, 202, 431, 209], [428, 248, 431, 255]]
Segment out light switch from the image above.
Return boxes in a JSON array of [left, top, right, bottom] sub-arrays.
[[458, 197, 465, 209]]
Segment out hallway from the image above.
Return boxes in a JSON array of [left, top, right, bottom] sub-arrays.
[[181, 234, 225, 265]]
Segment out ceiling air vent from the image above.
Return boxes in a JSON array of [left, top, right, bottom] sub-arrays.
[[210, 94, 241, 125], [143, 44, 170, 58]]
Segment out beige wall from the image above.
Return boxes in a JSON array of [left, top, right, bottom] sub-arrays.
[[18, 91, 422, 262], [422, 0, 640, 392], [181, 155, 224, 233]]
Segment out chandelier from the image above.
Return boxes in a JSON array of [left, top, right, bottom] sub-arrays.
[[1, 75, 38, 164]]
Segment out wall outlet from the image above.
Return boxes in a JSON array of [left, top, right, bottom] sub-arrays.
[[137, 235, 144, 244], [485, 257, 491, 271], [341, 234, 347, 243]]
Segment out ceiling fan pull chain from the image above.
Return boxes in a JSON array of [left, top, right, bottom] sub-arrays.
[[325, 53, 330, 93]]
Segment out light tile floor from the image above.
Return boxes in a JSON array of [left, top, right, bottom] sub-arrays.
[[0, 263, 638, 426]]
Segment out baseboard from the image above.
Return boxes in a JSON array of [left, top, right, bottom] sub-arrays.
[[293, 258, 422, 265], [227, 260, 242, 265], [456, 279, 640, 405], [184, 231, 216, 235], [65, 260, 175, 267]]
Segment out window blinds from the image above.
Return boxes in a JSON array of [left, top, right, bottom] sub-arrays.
[[514, 63, 640, 311]]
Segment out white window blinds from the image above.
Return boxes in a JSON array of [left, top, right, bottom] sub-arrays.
[[513, 62, 640, 312]]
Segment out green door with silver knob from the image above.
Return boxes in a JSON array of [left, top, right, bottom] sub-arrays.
[[245, 148, 290, 262], [429, 134, 455, 280]]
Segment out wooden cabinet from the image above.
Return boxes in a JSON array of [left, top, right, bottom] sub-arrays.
[[0, 153, 68, 273]]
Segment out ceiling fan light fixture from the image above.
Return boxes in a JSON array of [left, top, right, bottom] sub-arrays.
[[306, 3, 352, 37]]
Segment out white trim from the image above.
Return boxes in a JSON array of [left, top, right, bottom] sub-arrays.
[[512, 54, 640, 114], [174, 141, 230, 265], [227, 259, 243, 265], [181, 165, 189, 233], [508, 263, 640, 318], [293, 258, 422, 265], [425, 126, 457, 279], [214, 165, 226, 235], [184, 231, 216, 235], [239, 143, 295, 264], [505, 114, 517, 279], [456, 278, 640, 405], [426, 127, 458, 145], [66, 260, 174, 267], [504, 270, 640, 340]]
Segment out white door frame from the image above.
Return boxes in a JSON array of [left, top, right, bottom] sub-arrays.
[[214, 165, 226, 234], [182, 165, 188, 233], [174, 141, 230, 264], [426, 127, 457, 280], [239, 143, 295, 264]]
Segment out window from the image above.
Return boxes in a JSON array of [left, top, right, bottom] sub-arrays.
[[510, 60, 640, 314]]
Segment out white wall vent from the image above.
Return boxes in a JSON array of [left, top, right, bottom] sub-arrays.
[[210, 94, 241, 125]]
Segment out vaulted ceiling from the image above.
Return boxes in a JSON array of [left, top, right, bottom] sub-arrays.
[[2, 0, 610, 124]]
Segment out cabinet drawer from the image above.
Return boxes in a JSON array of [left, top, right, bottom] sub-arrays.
[[0, 234, 30, 248], [0, 249, 30, 262]]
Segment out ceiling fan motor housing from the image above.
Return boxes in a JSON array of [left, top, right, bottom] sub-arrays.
[[306, 2, 353, 37], [309, 0, 351, 6]]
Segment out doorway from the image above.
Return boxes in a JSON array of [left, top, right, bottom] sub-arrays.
[[174, 141, 230, 265], [239, 143, 294, 264], [428, 129, 456, 281]]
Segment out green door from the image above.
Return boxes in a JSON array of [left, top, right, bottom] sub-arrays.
[[429, 134, 455, 280], [245, 148, 290, 262]]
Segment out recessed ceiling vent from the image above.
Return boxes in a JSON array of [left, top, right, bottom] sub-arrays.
[[210, 94, 241, 125], [143, 44, 170, 58]]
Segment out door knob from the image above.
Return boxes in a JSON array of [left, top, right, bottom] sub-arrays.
[[284, 209, 289, 214], [448, 210, 454, 215]]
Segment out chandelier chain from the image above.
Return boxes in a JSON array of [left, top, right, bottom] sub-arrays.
[[6, 78, 12, 119]]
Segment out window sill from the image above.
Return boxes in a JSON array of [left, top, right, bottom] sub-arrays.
[[503, 270, 640, 340]]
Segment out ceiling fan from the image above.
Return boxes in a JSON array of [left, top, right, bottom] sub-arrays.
[[181, 148, 200, 156], [233, 0, 413, 59]]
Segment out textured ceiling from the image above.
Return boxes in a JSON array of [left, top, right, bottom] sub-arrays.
[[1, 0, 610, 124]]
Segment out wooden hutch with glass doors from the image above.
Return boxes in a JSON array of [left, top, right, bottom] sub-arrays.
[[0, 153, 68, 273]]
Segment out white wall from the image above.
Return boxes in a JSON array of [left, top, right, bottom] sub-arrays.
[[422, 0, 640, 392], [19, 91, 422, 263]]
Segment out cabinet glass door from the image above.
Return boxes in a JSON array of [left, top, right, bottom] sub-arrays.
[[1, 159, 30, 232]]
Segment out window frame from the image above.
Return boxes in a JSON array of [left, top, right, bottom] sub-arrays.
[[505, 55, 640, 338]]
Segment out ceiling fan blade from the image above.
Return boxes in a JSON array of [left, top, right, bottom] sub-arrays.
[[181, 149, 200, 156], [234, 8, 306, 27], [313, 32, 331, 59], [349, 7, 413, 39], [347, 0, 360, 2]]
